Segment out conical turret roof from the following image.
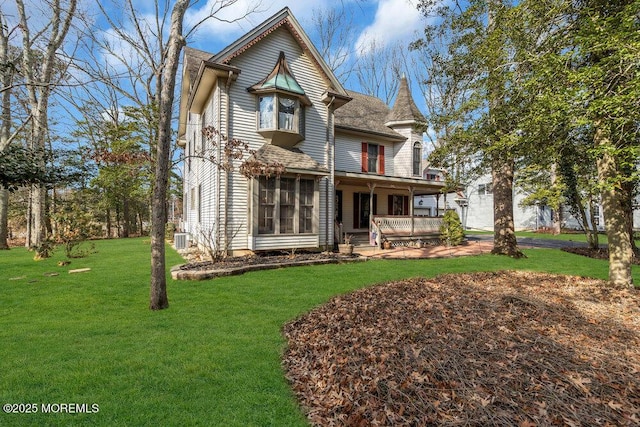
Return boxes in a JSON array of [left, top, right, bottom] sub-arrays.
[[386, 76, 426, 125]]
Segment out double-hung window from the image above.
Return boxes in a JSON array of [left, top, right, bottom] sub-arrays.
[[361, 142, 385, 174], [259, 177, 276, 234], [478, 183, 493, 195], [299, 179, 314, 233], [279, 178, 296, 234]]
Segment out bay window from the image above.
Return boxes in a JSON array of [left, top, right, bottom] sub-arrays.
[[257, 176, 316, 235], [258, 94, 302, 133]]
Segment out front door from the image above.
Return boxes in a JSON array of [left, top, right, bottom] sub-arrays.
[[353, 192, 377, 229]]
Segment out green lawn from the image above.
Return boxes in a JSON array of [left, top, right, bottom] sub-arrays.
[[1, 238, 638, 426]]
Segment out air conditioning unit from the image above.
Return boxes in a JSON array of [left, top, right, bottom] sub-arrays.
[[174, 233, 189, 250]]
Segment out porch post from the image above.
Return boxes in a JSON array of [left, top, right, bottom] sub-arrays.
[[409, 186, 415, 237], [367, 182, 376, 232]]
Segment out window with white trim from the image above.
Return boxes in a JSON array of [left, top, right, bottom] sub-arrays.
[[478, 183, 493, 195], [361, 142, 385, 174], [258, 94, 302, 133]]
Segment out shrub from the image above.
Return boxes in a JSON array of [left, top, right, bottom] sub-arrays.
[[52, 198, 97, 258], [440, 210, 465, 246]]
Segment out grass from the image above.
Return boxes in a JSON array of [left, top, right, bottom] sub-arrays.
[[1, 238, 638, 426]]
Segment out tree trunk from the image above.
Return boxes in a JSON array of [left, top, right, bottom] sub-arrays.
[[595, 125, 633, 287], [486, 0, 523, 259], [622, 179, 638, 256], [27, 184, 46, 249], [149, 0, 189, 310], [106, 207, 112, 238], [16, 0, 77, 257], [491, 158, 524, 258], [550, 164, 561, 235], [0, 14, 13, 250], [123, 197, 130, 237], [0, 188, 8, 249], [586, 197, 599, 249]]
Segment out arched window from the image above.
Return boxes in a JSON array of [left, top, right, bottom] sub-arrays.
[[412, 141, 422, 176]]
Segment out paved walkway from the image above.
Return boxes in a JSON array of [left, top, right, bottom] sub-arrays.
[[355, 240, 494, 259], [354, 234, 589, 260]]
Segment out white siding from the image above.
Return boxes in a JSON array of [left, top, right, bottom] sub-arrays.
[[218, 26, 332, 251], [335, 133, 394, 176], [389, 124, 423, 178], [251, 235, 320, 251]]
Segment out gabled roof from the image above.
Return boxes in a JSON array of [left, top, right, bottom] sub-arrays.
[[211, 7, 347, 97], [250, 144, 328, 175], [183, 47, 213, 88], [334, 91, 405, 141], [178, 8, 350, 142], [386, 76, 426, 125]]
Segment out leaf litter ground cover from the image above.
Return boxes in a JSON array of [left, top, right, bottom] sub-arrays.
[[283, 271, 640, 426]]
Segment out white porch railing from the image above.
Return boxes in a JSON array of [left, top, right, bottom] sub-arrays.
[[372, 216, 443, 246]]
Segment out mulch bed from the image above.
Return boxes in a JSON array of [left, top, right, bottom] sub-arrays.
[[562, 247, 640, 264], [282, 271, 640, 426], [175, 250, 357, 272]]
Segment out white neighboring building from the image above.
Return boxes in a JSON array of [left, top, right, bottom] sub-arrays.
[[416, 173, 639, 232]]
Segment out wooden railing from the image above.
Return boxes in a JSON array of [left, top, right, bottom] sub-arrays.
[[372, 216, 443, 246]]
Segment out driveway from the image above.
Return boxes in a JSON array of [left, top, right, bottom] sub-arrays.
[[465, 233, 599, 249]]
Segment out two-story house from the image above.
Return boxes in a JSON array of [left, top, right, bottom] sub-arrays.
[[178, 7, 448, 254]]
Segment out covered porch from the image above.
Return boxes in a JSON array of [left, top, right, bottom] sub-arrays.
[[334, 171, 448, 247]]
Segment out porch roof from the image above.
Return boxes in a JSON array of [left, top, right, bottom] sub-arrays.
[[334, 170, 448, 195]]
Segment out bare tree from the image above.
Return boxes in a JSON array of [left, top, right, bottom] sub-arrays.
[[15, 0, 78, 255], [0, 13, 21, 249], [355, 39, 404, 104], [74, 0, 261, 309], [309, 4, 357, 83]]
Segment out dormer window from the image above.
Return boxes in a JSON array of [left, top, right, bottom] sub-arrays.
[[249, 51, 310, 147]]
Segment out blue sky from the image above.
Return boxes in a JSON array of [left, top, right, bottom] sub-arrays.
[[183, 0, 427, 92], [184, 0, 425, 56], [1, 0, 429, 136]]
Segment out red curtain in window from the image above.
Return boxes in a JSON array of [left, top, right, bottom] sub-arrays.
[[379, 145, 385, 174]]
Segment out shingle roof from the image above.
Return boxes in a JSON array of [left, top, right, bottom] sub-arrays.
[[334, 90, 405, 140], [183, 47, 213, 84], [250, 144, 328, 174], [386, 76, 426, 124]]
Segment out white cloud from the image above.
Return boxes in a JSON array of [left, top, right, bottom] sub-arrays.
[[355, 0, 424, 54], [184, 0, 358, 51]]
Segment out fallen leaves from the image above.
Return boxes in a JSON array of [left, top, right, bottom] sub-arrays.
[[282, 271, 640, 426]]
